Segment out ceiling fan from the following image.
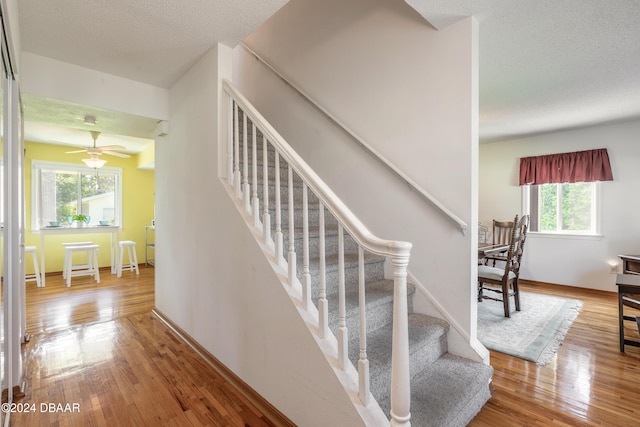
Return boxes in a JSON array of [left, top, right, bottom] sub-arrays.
[[66, 130, 130, 168]]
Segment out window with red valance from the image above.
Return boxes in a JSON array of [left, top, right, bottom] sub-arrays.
[[520, 148, 613, 235], [519, 148, 613, 186]]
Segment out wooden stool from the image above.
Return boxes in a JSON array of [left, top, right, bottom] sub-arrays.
[[62, 241, 94, 279], [117, 240, 139, 278], [25, 246, 42, 287], [65, 244, 100, 287]]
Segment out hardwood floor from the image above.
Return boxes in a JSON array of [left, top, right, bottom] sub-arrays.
[[470, 281, 640, 427], [13, 267, 281, 426], [14, 268, 640, 426]]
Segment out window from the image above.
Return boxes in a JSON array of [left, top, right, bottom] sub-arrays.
[[32, 161, 122, 230], [519, 148, 612, 236], [526, 182, 599, 235]]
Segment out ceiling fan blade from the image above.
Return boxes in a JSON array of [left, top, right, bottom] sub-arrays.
[[65, 149, 87, 154], [97, 145, 126, 151], [102, 150, 130, 158]]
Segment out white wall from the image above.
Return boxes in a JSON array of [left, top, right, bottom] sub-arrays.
[[479, 119, 640, 291], [155, 44, 364, 426], [235, 0, 482, 357], [20, 53, 169, 121]]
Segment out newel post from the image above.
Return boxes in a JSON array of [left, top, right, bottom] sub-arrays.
[[390, 243, 412, 427]]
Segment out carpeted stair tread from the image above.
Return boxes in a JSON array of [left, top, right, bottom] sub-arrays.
[[382, 353, 493, 427], [301, 252, 385, 293], [349, 313, 450, 403], [326, 280, 415, 334]]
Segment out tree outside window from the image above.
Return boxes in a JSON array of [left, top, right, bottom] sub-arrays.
[[533, 182, 595, 234], [33, 161, 121, 229]]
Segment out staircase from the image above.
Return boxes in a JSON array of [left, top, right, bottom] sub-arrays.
[[225, 82, 492, 426]]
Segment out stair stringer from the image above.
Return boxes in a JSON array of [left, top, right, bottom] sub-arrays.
[[222, 179, 390, 427], [406, 270, 490, 365]]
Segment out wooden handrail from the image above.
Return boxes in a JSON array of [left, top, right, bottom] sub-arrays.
[[240, 43, 467, 235], [223, 79, 412, 260]]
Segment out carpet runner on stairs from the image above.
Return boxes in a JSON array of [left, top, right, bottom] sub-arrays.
[[237, 111, 492, 426]]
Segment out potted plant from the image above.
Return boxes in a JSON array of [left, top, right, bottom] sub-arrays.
[[73, 214, 90, 227]]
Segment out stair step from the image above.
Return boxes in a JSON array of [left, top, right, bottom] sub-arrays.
[[265, 202, 338, 228], [283, 225, 360, 261], [378, 354, 493, 427], [298, 251, 386, 293], [326, 280, 414, 336], [350, 313, 450, 404]]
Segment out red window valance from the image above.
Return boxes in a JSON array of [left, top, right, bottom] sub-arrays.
[[519, 148, 613, 186]]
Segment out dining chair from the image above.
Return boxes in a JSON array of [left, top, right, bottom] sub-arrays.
[[484, 219, 515, 266], [478, 214, 529, 317]]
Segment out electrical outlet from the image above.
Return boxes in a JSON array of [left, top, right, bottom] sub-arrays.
[[609, 264, 619, 274]]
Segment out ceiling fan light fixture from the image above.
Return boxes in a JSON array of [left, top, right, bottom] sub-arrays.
[[83, 115, 97, 126], [82, 157, 107, 169]]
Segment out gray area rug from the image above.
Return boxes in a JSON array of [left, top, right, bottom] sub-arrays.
[[477, 291, 582, 365]]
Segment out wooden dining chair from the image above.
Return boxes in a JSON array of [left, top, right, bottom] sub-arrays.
[[484, 219, 515, 266], [478, 215, 529, 317]]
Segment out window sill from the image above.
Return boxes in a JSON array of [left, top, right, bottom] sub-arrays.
[[31, 225, 122, 234], [528, 232, 603, 241]]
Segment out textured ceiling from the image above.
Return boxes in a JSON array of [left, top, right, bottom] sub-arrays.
[[17, 0, 289, 152], [18, 0, 289, 88], [16, 0, 640, 149], [474, 0, 640, 142]]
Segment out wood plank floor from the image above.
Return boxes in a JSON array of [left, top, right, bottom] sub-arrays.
[[14, 268, 640, 426], [13, 267, 278, 426], [470, 281, 640, 427]]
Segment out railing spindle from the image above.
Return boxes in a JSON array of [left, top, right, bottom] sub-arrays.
[[318, 202, 328, 339], [243, 113, 250, 212], [358, 246, 370, 405], [252, 124, 259, 227], [302, 183, 311, 311], [262, 138, 271, 244], [274, 153, 283, 266], [227, 98, 234, 185], [337, 224, 348, 370], [233, 104, 241, 198], [288, 165, 296, 285]]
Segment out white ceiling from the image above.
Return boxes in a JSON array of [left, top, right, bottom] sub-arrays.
[[16, 0, 640, 149]]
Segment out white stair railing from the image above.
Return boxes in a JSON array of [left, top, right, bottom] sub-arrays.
[[222, 79, 413, 427]]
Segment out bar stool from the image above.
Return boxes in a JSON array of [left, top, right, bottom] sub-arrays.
[[62, 241, 94, 279], [117, 240, 139, 278], [65, 244, 100, 287], [24, 246, 42, 287]]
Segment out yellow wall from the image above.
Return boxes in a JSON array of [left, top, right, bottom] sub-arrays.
[[137, 143, 155, 169], [24, 141, 155, 274]]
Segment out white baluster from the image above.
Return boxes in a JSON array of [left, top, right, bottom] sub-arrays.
[[318, 202, 328, 339], [287, 165, 296, 285], [390, 253, 411, 427], [243, 113, 250, 212], [337, 224, 348, 370], [227, 98, 234, 185], [262, 138, 271, 244], [252, 124, 259, 227], [274, 152, 283, 266], [358, 246, 370, 406], [233, 104, 241, 198], [302, 183, 311, 311]]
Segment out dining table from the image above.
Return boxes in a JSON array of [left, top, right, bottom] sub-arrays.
[[38, 224, 120, 287], [478, 243, 509, 258]]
